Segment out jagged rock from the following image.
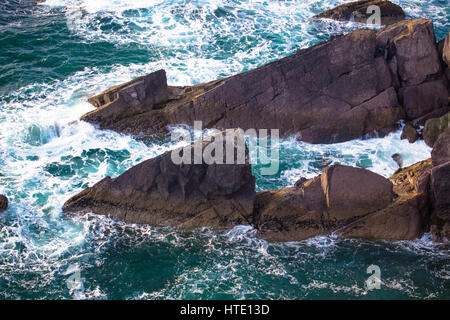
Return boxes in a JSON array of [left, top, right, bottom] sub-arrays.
[[63, 129, 256, 229], [312, 0, 405, 25], [79, 19, 448, 145], [401, 123, 419, 143], [399, 79, 449, 120], [253, 177, 327, 242], [376, 19, 442, 87], [432, 127, 450, 166], [82, 70, 168, 129], [0, 195, 8, 213], [430, 161, 450, 242], [254, 165, 394, 241], [338, 160, 432, 240], [443, 32, 450, 68], [423, 112, 450, 147]]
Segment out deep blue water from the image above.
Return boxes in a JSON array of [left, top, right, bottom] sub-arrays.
[[0, 0, 449, 299]]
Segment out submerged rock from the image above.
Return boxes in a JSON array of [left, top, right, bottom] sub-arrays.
[[312, 0, 405, 26], [254, 165, 394, 242], [423, 112, 450, 147], [63, 129, 256, 229], [0, 195, 8, 213], [79, 19, 449, 144]]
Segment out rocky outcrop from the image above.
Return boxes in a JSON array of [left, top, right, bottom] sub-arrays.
[[337, 160, 432, 240], [431, 127, 450, 166], [82, 70, 168, 130], [0, 195, 7, 213], [312, 0, 405, 26], [423, 112, 449, 147], [63, 130, 256, 229], [63, 128, 449, 242], [443, 32, 450, 68], [80, 19, 449, 144], [401, 123, 419, 143], [430, 162, 450, 242], [253, 165, 394, 241]]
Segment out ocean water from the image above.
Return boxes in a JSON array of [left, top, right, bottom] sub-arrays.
[[0, 0, 449, 299]]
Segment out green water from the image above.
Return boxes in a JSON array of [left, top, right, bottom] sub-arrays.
[[0, 0, 449, 299]]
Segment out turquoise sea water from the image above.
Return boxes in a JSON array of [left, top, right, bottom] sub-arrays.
[[0, 0, 449, 299]]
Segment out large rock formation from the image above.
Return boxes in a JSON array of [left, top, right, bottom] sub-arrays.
[[312, 0, 405, 26], [443, 32, 450, 68], [63, 130, 256, 229], [423, 112, 449, 147], [0, 195, 8, 213], [80, 19, 449, 144], [337, 160, 432, 240], [430, 162, 450, 242], [431, 127, 450, 166], [253, 165, 394, 241]]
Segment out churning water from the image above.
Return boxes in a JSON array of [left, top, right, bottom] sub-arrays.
[[0, 0, 448, 299]]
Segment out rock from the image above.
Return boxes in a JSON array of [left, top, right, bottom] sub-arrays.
[[0, 195, 8, 213], [338, 159, 433, 240], [321, 165, 394, 222], [79, 19, 448, 145], [443, 32, 450, 68], [63, 129, 256, 229], [392, 153, 403, 169], [253, 177, 327, 242], [254, 165, 394, 241], [312, 0, 405, 26], [432, 127, 450, 166], [400, 123, 419, 143], [294, 177, 308, 188], [423, 112, 450, 147], [376, 19, 442, 87], [399, 79, 449, 120], [430, 161, 450, 242], [82, 70, 168, 129], [336, 195, 427, 240]]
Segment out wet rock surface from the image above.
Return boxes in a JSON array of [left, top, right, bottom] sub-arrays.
[[0, 195, 8, 213], [63, 130, 256, 229], [79, 19, 449, 144], [312, 0, 405, 26]]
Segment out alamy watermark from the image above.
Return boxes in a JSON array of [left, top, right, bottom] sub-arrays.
[[366, 264, 382, 290], [170, 121, 280, 176], [366, 5, 381, 25]]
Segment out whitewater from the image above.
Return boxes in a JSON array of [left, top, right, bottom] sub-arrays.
[[0, 0, 448, 299]]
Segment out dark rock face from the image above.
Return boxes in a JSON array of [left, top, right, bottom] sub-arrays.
[[312, 0, 405, 26], [400, 123, 419, 143], [432, 127, 450, 166], [337, 160, 432, 240], [254, 165, 394, 241], [423, 112, 450, 147], [63, 130, 256, 229], [443, 32, 450, 68], [82, 70, 168, 130], [0, 195, 8, 213], [430, 162, 450, 242], [79, 19, 449, 144]]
